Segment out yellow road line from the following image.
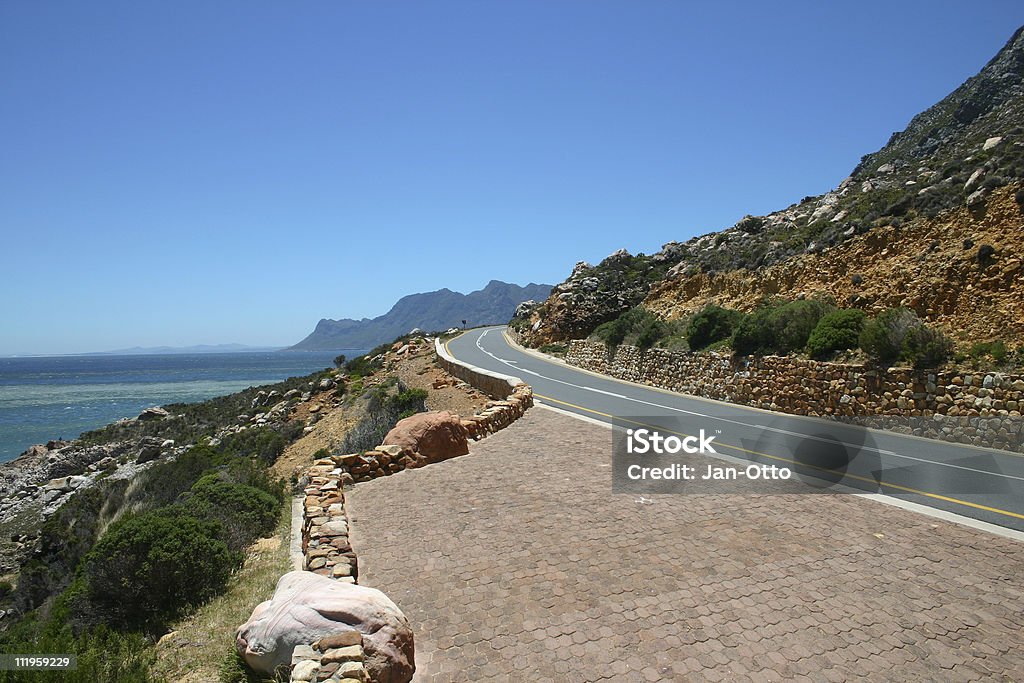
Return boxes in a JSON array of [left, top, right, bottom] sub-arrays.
[[443, 328, 473, 358], [534, 393, 1024, 522], [446, 331, 1024, 522]]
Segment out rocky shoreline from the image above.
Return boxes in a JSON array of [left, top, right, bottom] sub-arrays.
[[0, 373, 343, 578]]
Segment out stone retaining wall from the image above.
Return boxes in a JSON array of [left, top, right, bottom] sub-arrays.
[[565, 339, 1024, 452], [316, 387, 533, 489], [287, 348, 535, 681], [292, 462, 369, 682]]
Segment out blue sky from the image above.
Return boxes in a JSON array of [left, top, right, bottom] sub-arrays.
[[1, 2, 1021, 355]]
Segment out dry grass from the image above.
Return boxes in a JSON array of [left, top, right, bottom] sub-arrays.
[[150, 502, 293, 683], [271, 403, 364, 482]]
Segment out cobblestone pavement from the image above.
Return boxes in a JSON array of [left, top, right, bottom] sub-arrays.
[[346, 408, 1024, 682]]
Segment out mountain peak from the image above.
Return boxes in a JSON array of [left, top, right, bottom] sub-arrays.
[[288, 281, 553, 351]]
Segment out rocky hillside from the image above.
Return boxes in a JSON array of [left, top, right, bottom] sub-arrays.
[[291, 280, 551, 351], [520, 27, 1024, 349]]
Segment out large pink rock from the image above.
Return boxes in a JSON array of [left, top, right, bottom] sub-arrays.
[[236, 571, 414, 683], [382, 410, 469, 460]]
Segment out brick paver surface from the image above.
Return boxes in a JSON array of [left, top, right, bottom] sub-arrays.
[[346, 408, 1024, 682]]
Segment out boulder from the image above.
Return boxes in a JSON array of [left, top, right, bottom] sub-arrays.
[[44, 477, 72, 492], [137, 406, 169, 421], [136, 436, 165, 464], [235, 571, 413, 683], [382, 411, 469, 461]]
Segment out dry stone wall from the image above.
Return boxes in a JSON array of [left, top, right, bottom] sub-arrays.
[[565, 340, 1024, 452], [286, 343, 535, 681], [293, 463, 369, 682]]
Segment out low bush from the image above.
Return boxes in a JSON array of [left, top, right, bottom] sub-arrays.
[[859, 308, 917, 364], [344, 355, 381, 377], [686, 305, 742, 351], [387, 388, 428, 419], [732, 298, 835, 356], [634, 314, 667, 350], [538, 343, 568, 355], [217, 425, 293, 465], [0, 621, 156, 683], [969, 340, 1008, 363], [82, 509, 239, 631], [859, 308, 953, 368], [182, 476, 280, 553], [592, 307, 680, 350], [592, 311, 639, 348], [901, 324, 954, 370], [339, 381, 427, 453], [806, 309, 866, 359]]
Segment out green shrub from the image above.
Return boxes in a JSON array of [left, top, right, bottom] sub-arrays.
[[859, 308, 916, 364], [387, 388, 428, 416], [859, 308, 953, 368], [686, 305, 742, 351], [592, 307, 673, 350], [345, 355, 382, 377], [0, 623, 156, 683], [183, 476, 281, 552], [806, 309, 866, 359], [339, 381, 426, 453], [970, 340, 1008, 363], [538, 343, 568, 355], [634, 315, 667, 350], [732, 298, 835, 356], [592, 314, 633, 348], [902, 325, 954, 369], [82, 510, 238, 631], [217, 426, 290, 465]]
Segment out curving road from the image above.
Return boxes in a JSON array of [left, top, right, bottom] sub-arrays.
[[445, 326, 1024, 534]]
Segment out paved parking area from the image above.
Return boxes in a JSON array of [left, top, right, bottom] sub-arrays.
[[347, 407, 1024, 682]]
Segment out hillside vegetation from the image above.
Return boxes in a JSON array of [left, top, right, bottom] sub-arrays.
[[519, 27, 1024, 357]]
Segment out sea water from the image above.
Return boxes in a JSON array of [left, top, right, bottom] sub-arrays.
[[0, 351, 363, 462]]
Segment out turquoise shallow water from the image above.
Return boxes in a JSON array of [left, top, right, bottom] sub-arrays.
[[0, 351, 362, 462]]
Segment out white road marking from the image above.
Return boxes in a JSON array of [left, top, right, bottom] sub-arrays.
[[467, 329, 1024, 483]]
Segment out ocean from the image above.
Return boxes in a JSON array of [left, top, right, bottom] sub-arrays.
[[0, 351, 365, 463]]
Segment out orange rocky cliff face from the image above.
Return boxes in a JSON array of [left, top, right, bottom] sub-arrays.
[[643, 186, 1024, 348]]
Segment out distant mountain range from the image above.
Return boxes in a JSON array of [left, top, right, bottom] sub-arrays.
[[288, 280, 552, 352], [82, 344, 282, 356]]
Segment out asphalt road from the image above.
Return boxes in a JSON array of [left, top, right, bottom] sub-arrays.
[[446, 326, 1024, 533]]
